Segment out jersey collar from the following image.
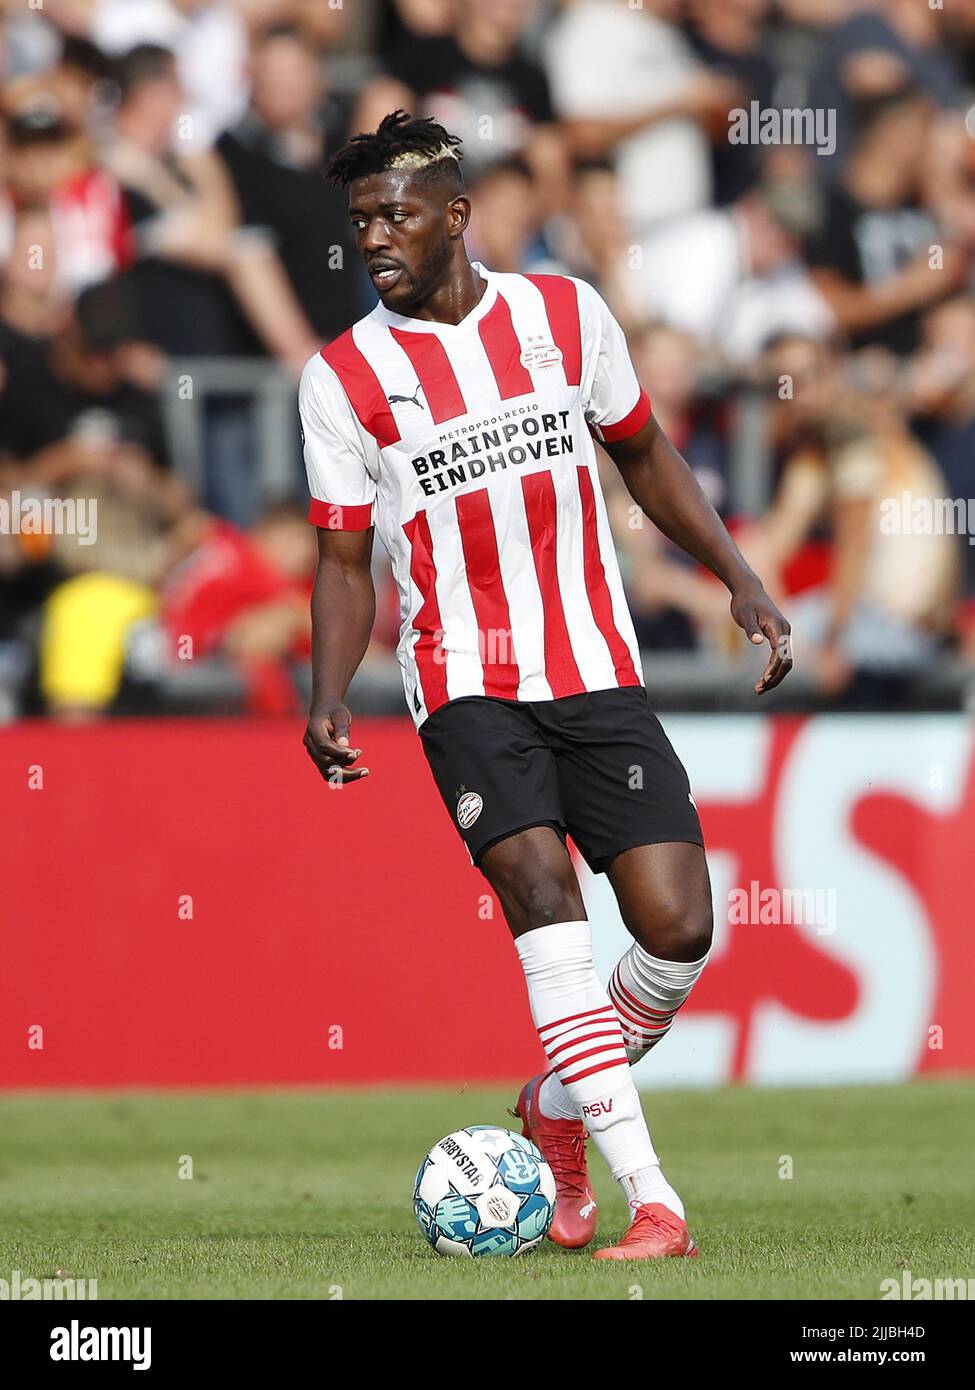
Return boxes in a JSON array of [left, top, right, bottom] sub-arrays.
[[371, 261, 497, 335]]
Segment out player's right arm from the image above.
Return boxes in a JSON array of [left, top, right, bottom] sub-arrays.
[[299, 352, 379, 785], [304, 527, 375, 785]]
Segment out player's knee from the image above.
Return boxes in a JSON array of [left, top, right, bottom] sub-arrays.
[[509, 869, 580, 930], [479, 827, 585, 934], [487, 850, 581, 933], [523, 871, 580, 928], [631, 884, 713, 961]]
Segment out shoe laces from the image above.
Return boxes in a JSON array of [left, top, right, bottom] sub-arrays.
[[544, 1128, 588, 1201], [622, 1201, 677, 1242]]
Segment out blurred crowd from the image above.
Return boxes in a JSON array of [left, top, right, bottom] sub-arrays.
[[1, 0, 975, 719]]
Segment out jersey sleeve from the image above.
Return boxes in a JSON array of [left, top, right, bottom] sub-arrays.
[[577, 280, 652, 445], [299, 352, 377, 531]]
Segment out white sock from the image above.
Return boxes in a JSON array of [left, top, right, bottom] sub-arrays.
[[538, 1069, 581, 1121], [609, 944, 710, 1063], [621, 1167, 685, 1220], [515, 922, 669, 1208], [537, 1071, 684, 1218], [539, 943, 710, 1111], [527, 933, 707, 1220]]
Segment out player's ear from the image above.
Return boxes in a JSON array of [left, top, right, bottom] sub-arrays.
[[446, 195, 471, 239]]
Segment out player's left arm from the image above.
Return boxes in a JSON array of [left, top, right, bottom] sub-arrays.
[[604, 415, 793, 694]]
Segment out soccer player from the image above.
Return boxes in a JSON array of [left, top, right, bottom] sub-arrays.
[[300, 111, 793, 1259]]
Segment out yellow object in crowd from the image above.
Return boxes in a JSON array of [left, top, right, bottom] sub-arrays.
[[40, 572, 158, 712]]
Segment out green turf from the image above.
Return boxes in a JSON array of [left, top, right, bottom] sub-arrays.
[[1, 1080, 973, 1300]]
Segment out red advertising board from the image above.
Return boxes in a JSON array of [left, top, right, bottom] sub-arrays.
[[1, 716, 972, 1088]]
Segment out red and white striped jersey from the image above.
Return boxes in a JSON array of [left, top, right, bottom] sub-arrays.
[[299, 261, 651, 726]]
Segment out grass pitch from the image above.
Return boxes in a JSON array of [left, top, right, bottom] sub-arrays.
[[2, 1080, 973, 1300]]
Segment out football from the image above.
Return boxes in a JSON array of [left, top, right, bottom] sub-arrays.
[[413, 1125, 557, 1257]]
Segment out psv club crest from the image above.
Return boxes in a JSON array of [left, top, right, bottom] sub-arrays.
[[456, 788, 483, 829], [519, 335, 563, 371]]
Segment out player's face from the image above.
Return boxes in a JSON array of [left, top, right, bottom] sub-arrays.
[[348, 170, 461, 313]]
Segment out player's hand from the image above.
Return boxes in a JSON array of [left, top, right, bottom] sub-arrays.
[[730, 585, 794, 694], [303, 704, 370, 785]]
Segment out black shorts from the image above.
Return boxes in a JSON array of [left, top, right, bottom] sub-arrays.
[[419, 686, 703, 873]]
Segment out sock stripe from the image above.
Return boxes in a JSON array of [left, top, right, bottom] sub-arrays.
[[610, 1003, 674, 1041], [608, 984, 675, 1037], [559, 1055, 630, 1086], [621, 1028, 671, 1044], [538, 1004, 616, 1041], [546, 1026, 627, 1061], [610, 968, 682, 1021], [618, 1026, 671, 1049], [531, 1006, 614, 1039], [552, 1040, 629, 1076]]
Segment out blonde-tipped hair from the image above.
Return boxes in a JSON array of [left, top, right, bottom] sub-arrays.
[[327, 109, 464, 189]]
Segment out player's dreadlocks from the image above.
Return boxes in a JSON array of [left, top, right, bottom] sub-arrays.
[[326, 109, 464, 191]]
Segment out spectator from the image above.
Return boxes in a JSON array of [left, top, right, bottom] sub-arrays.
[[48, 37, 115, 134], [0, 96, 132, 297], [465, 155, 552, 274], [0, 206, 70, 342], [101, 43, 259, 359], [101, 41, 321, 524], [686, 0, 777, 205], [630, 185, 834, 364], [216, 23, 365, 343], [908, 295, 975, 649], [35, 448, 194, 719], [104, 40, 321, 369], [236, 0, 351, 51], [0, 512, 62, 705], [38, 493, 162, 721], [545, 0, 741, 232], [803, 85, 971, 355], [750, 334, 959, 705], [809, 0, 966, 177], [87, 0, 249, 150], [362, 0, 567, 214], [546, 160, 643, 327], [0, 276, 170, 478], [159, 500, 315, 713], [630, 322, 731, 517], [373, 0, 455, 60]]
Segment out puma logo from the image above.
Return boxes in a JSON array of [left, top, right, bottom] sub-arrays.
[[387, 386, 424, 409], [579, 1194, 597, 1218]]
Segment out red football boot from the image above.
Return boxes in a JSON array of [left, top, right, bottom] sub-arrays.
[[514, 1072, 597, 1249], [593, 1202, 698, 1260]]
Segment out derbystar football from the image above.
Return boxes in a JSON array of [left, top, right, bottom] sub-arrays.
[[413, 1125, 557, 1257]]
